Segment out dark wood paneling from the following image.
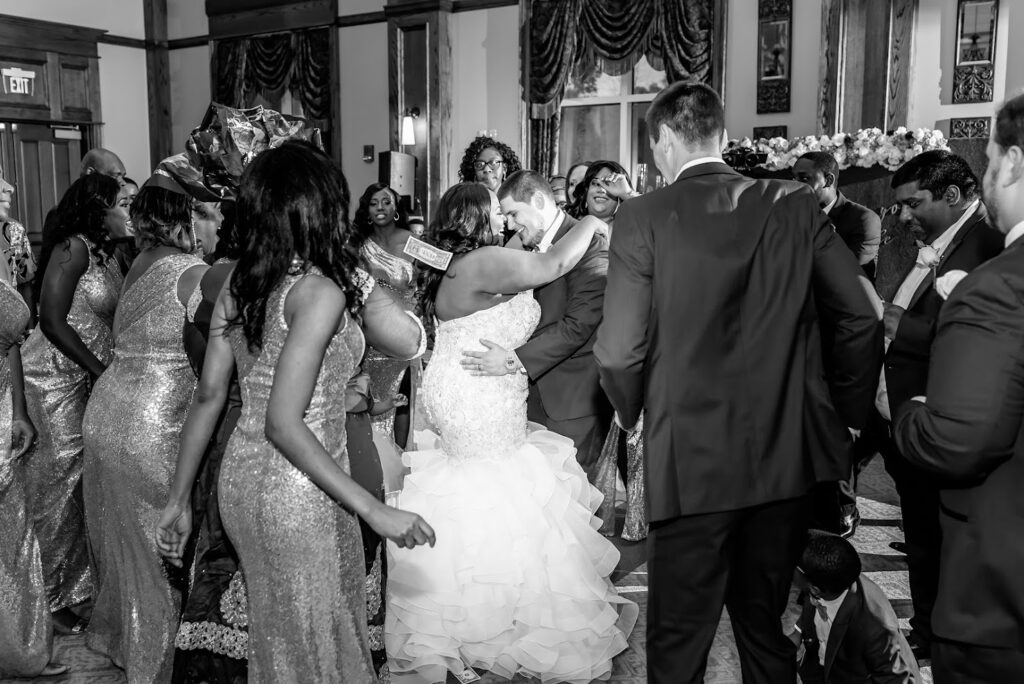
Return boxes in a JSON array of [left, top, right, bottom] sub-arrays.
[[207, 0, 338, 40], [329, 26, 342, 162], [98, 34, 149, 49], [452, 0, 517, 10], [886, 0, 917, 128], [167, 36, 210, 50], [144, 0, 173, 169], [817, 0, 842, 134], [337, 11, 388, 27], [0, 14, 104, 58], [0, 52, 51, 117], [58, 58, 92, 115], [859, 0, 891, 129], [385, 0, 454, 16]]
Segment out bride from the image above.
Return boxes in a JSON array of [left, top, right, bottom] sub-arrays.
[[386, 183, 637, 683]]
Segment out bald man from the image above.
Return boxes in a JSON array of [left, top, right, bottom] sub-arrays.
[[80, 148, 127, 184]]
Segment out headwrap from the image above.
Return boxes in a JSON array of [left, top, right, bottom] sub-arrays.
[[144, 103, 323, 201]]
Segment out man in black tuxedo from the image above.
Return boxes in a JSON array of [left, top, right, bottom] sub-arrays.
[[795, 151, 884, 537], [595, 82, 882, 683], [462, 170, 611, 477], [893, 94, 1024, 682], [874, 150, 1003, 659], [794, 151, 881, 281]]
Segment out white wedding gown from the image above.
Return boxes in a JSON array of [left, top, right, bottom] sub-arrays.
[[385, 292, 638, 684]]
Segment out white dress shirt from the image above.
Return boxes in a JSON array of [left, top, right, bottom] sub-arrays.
[[1005, 220, 1024, 247], [534, 209, 564, 253], [813, 589, 849, 665], [822, 195, 838, 216], [875, 200, 980, 420]]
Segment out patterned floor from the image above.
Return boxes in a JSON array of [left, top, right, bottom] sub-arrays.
[[2, 457, 930, 683]]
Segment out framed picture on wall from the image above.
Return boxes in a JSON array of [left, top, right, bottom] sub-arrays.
[[759, 20, 789, 80], [953, 0, 998, 103], [756, 0, 792, 113], [753, 125, 788, 140], [956, 0, 997, 65]]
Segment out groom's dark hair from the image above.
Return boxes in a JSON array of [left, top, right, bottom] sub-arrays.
[[994, 92, 1024, 152], [497, 169, 554, 204], [646, 81, 724, 148]]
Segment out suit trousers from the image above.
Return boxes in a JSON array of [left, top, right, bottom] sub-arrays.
[[933, 639, 1024, 683], [526, 387, 611, 482], [874, 409, 941, 643], [647, 496, 809, 684]]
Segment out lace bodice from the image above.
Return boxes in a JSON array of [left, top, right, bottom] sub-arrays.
[[420, 292, 540, 462]]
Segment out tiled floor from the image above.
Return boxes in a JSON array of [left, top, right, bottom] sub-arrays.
[[2, 456, 929, 683]]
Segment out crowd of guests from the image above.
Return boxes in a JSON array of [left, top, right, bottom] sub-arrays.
[[1, 83, 1024, 684]]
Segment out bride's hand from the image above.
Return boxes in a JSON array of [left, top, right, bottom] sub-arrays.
[[155, 501, 192, 567], [367, 503, 436, 549]]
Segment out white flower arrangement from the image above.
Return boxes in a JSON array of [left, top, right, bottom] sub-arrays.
[[724, 127, 950, 172]]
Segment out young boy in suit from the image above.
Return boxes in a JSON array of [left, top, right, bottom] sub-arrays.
[[796, 533, 920, 683]]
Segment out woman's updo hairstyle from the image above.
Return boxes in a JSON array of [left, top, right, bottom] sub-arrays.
[[415, 182, 494, 334], [131, 184, 197, 253]]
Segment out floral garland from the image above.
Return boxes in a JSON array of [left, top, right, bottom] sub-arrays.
[[724, 127, 950, 172]]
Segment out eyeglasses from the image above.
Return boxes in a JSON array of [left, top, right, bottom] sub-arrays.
[[473, 159, 505, 171]]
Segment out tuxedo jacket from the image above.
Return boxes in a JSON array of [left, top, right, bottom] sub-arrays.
[[515, 213, 610, 422], [797, 577, 920, 684], [595, 162, 883, 520], [884, 206, 1003, 412], [894, 239, 1024, 650], [829, 192, 881, 280]]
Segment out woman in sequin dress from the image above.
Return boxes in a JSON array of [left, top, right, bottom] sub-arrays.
[[0, 232, 69, 678], [387, 183, 636, 683], [81, 175, 218, 684], [155, 142, 431, 682], [20, 175, 130, 630], [354, 182, 418, 455]]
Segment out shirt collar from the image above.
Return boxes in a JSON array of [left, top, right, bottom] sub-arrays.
[[815, 588, 849, 622], [1005, 220, 1024, 247], [674, 156, 725, 182], [930, 200, 981, 252], [822, 195, 839, 215], [536, 209, 564, 253]]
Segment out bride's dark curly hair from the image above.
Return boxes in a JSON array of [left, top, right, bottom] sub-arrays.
[[457, 136, 522, 183], [35, 174, 121, 303], [416, 183, 494, 335], [229, 140, 363, 351]]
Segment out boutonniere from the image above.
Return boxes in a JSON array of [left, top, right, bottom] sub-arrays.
[[935, 269, 968, 300], [915, 240, 942, 286]]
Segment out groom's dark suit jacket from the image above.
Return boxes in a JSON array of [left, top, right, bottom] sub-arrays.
[[895, 238, 1024, 652], [595, 162, 883, 521], [516, 213, 610, 422], [883, 204, 1003, 413]]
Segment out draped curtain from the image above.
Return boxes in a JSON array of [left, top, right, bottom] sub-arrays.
[[214, 27, 332, 132], [524, 0, 721, 176]]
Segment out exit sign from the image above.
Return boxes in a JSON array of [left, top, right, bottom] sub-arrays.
[[0, 60, 47, 108]]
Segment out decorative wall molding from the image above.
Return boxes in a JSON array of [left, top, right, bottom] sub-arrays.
[[952, 64, 995, 104], [950, 116, 991, 139]]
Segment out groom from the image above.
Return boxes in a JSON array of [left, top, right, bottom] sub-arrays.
[[595, 82, 882, 683], [461, 169, 611, 478]]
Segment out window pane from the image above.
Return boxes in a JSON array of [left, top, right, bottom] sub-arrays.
[[558, 105, 620, 175], [633, 56, 668, 95], [631, 102, 660, 193], [564, 62, 628, 99]]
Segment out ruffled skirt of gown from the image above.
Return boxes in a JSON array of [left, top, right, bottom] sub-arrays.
[[385, 423, 638, 684]]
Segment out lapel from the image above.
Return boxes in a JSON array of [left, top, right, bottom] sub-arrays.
[[905, 204, 985, 310], [823, 582, 860, 680], [547, 211, 577, 246]]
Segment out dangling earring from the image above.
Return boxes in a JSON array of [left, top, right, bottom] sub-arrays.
[[190, 214, 199, 253]]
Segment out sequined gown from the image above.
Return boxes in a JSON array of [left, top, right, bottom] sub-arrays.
[[21, 235, 122, 611], [387, 292, 638, 684], [81, 253, 207, 683], [218, 271, 376, 682], [361, 239, 417, 440], [0, 277, 52, 677]]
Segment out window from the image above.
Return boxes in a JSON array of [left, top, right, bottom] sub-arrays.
[[558, 56, 668, 193]]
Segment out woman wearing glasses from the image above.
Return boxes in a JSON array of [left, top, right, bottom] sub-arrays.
[[458, 135, 522, 193]]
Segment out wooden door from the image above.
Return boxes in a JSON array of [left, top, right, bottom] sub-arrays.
[[0, 121, 82, 248]]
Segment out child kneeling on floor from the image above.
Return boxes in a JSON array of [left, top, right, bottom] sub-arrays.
[[795, 532, 920, 683]]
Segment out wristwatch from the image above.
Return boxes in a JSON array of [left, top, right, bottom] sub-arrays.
[[505, 352, 527, 375]]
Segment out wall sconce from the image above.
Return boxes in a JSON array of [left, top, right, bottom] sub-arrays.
[[401, 107, 420, 147]]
